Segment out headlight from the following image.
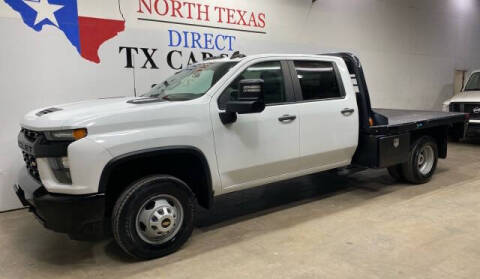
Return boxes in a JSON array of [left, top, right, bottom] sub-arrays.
[[45, 128, 87, 141]]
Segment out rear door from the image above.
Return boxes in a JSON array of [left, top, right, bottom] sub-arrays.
[[288, 59, 359, 173]]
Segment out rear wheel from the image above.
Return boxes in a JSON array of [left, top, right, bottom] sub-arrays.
[[401, 136, 438, 184], [112, 175, 195, 259], [387, 164, 404, 181]]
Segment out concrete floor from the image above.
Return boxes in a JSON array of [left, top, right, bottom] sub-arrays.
[[1, 141, 480, 279]]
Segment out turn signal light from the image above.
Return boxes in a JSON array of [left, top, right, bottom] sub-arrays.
[[369, 117, 374, 126], [73, 128, 88, 140]]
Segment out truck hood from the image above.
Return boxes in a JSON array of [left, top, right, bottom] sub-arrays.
[[445, 90, 480, 104], [21, 96, 170, 130]]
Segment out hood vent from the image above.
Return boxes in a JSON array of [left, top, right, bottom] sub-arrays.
[[36, 107, 62, 116]]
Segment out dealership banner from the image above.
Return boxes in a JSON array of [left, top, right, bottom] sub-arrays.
[[0, 0, 285, 96]]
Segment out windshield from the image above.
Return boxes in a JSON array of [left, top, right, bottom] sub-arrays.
[[465, 72, 480, 91], [143, 62, 238, 101]]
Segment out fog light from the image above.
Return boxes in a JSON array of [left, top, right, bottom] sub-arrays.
[[60, 156, 69, 169], [48, 157, 72, 184]]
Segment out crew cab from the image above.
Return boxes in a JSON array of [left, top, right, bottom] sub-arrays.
[[14, 53, 468, 259], [443, 69, 480, 138]]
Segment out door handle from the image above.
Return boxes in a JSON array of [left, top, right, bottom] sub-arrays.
[[341, 108, 355, 116], [278, 114, 296, 122]]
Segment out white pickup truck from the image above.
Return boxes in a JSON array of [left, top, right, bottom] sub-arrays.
[[14, 53, 467, 259], [443, 69, 480, 138]]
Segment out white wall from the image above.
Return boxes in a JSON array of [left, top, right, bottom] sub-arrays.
[[1, 0, 480, 211]]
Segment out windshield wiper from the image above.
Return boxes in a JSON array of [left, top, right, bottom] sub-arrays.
[[162, 93, 198, 101], [162, 95, 191, 101]]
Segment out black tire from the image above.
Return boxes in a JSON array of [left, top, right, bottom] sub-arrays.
[[387, 164, 404, 181], [112, 175, 195, 259], [401, 136, 438, 184], [449, 135, 461, 142]]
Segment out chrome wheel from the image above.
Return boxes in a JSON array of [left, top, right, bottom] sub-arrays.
[[417, 145, 434, 175], [136, 194, 184, 245]]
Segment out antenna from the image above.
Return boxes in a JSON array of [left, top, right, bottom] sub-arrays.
[[132, 54, 137, 97]]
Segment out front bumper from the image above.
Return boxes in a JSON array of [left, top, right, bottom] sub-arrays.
[[14, 168, 106, 238]]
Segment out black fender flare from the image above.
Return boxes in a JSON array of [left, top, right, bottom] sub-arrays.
[[98, 145, 213, 208]]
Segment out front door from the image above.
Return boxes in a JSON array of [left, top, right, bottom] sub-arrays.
[[211, 60, 300, 192]]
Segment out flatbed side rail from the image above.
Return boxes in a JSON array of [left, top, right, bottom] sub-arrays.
[[368, 113, 468, 135]]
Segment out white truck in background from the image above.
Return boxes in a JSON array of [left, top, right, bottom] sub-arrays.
[[443, 70, 480, 139], [14, 53, 467, 259]]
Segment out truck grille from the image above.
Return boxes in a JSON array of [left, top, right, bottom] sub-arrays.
[[450, 103, 480, 120], [22, 151, 40, 181], [20, 128, 42, 181]]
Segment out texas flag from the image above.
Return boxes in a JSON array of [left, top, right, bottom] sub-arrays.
[[4, 0, 125, 63]]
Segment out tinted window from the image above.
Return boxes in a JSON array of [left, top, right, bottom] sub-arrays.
[[219, 61, 286, 109], [294, 61, 342, 100], [465, 72, 480, 91]]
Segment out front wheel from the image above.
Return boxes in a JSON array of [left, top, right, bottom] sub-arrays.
[[112, 175, 195, 259], [449, 135, 461, 142], [401, 136, 438, 184]]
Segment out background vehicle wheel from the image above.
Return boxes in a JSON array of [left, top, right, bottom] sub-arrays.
[[387, 164, 404, 181], [112, 175, 195, 259], [401, 136, 438, 184]]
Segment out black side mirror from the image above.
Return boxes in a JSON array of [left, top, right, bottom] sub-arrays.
[[220, 79, 265, 124], [237, 79, 265, 103], [151, 84, 157, 88]]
